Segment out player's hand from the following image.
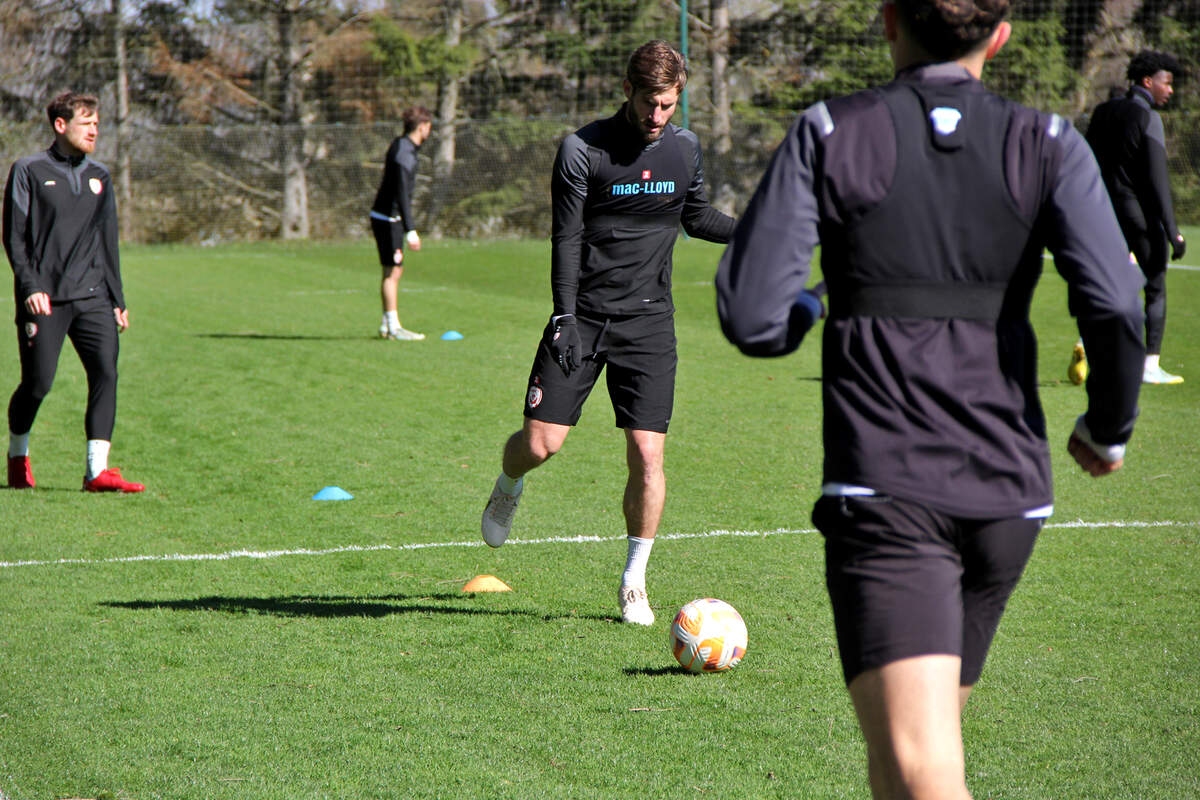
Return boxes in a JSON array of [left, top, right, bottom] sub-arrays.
[[23, 292, 50, 316], [805, 281, 827, 319], [550, 314, 582, 376], [1068, 415, 1125, 477], [405, 230, 421, 251], [114, 307, 129, 332], [1171, 233, 1186, 261]]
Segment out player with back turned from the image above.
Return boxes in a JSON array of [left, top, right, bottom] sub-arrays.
[[481, 40, 735, 625], [716, 1, 1143, 797]]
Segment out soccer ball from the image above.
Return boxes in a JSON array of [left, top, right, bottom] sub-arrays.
[[670, 598, 747, 673]]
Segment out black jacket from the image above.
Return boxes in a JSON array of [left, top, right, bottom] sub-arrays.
[[550, 106, 734, 316], [3, 143, 124, 308], [1086, 86, 1180, 241], [717, 64, 1144, 518]]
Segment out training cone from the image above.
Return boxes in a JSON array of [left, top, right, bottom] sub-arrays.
[[441, 330, 464, 341], [462, 574, 512, 593], [312, 486, 353, 501]]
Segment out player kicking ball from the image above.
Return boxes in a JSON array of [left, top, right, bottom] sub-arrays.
[[481, 40, 735, 625]]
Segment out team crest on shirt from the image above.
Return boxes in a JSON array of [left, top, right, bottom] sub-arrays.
[[89, 178, 102, 195], [930, 107, 962, 135], [527, 385, 543, 409], [24, 322, 37, 340]]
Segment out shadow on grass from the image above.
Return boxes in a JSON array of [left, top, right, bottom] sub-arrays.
[[193, 333, 368, 341], [100, 593, 613, 622]]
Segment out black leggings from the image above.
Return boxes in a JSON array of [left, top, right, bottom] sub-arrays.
[[1126, 225, 1169, 355], [9, 295, 119, 440]]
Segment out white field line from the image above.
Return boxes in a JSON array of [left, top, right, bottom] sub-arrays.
[[0, 520, 1194, 571]]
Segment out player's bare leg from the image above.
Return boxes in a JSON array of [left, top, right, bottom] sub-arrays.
[[619, 428, 665, 625], [848, 654, 972, 800], [482, 419, 570, 547]]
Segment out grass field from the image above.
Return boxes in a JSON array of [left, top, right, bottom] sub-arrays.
[[1, 235, 1197, 799]]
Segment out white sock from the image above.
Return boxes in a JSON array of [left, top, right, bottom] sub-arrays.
[[86, 439, 111, 480], [9, 431, 29, 458], [621, 535, 655, 590], [1146, 354, 1160, 371], [384, 310, 400, 329], [497, 472, 522, 495]]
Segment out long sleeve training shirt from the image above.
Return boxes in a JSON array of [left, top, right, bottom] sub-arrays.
[[3, 143, 124, 308], [370, 135, 420, 231], [551, 106, 734, 316], [716, 64, 1144, 519]]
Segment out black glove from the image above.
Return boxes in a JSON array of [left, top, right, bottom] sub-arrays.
[[1172, 233, 1186, 261], [550, 314, 582, 376]]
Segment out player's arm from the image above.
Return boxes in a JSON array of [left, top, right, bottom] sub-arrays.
[[1044, 123, 1144, 472], [1142, 112, 1184, 257], [2, 161, 48, 307], [99, 171, 126, 314], [549, 133, 589, 317], [677, 130, 735, 243], [715, 105, 824, 357], [395, 144, 419, 244]]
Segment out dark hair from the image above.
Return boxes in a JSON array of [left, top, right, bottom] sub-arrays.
[[46, 91, 98, 125], [625, 40, 688, 95], [1127, 51, 1182, 84], [893, 0, 1009, 61], [402, 105, 432, 135]]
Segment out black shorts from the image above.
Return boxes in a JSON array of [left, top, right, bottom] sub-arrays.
[[812, 494, 1040, 686], [522, 310, 676, 432], [370, 217, 405, 267]]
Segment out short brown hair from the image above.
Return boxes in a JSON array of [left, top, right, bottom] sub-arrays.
[[46, 91, 98, 126], [402, 105, 433, 135], [893, 0, 1009, 61], [625, 40, 688, 95]]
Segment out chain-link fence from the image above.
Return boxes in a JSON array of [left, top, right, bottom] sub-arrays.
[[2, 0, 1198, 243]]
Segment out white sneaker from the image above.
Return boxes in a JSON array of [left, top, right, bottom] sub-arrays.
[[1143, 365, 1184, 384], [481, 476, 522, 548], [618, 586, 655, 626], [384, 326, 425, 341]]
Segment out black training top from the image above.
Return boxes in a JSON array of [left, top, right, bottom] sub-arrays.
[[1086, 86, 1180, 241], [551, 105, 735, 316], [370, 135, 419, 230], [3, 143, 124, 308], [716, 64, 1144, 519]]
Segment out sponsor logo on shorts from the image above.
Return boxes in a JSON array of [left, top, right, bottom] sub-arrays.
[[527, 385, 543, 409], [23, 322, 37, 340]]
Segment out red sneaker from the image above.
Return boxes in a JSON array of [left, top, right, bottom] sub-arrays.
[[82, 467, 145, 493], [7, 455, 35, 489]]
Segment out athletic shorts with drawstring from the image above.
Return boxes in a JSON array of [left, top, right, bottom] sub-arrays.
[[522, 308, 676, 433], [812, 493, 1041, 686]]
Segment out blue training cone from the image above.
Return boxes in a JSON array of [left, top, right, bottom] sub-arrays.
[[312, 486, 353, 501], [440, 330, 464, 340]]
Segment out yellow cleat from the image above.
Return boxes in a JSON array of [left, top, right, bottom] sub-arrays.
[[1068, 343, 1088, 386]]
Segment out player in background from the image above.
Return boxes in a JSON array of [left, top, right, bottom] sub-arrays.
[[481, 40, 735, 625], [371, 105, 432, 341], [716, 2, 1142, 797], [1083, 50, 1186, 384], [3, 91, 144, 492]]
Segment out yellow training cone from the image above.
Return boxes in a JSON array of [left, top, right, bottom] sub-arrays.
[[462, 574, 512, 593]]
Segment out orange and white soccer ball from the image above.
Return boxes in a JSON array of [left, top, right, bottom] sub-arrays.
[[670, 598, 747, 673]]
